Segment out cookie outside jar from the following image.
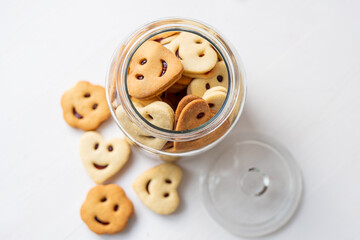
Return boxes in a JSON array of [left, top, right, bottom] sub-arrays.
[[106, 18, 246, 159]]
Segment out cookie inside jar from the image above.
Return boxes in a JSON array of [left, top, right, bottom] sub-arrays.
[[119, 30, 232, 152]]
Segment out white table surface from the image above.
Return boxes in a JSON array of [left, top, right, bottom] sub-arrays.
[[1, 0, 360, 239]]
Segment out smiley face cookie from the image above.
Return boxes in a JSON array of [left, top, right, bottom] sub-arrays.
[[203, 86, 227, 112], [132, 163, 182, 215], [115, 101, 174, 150], [169, 97, 230, 152], [81, 184, 134, 234], [127, 41, 184, 99], [167, 32, 218, 74], [187, 61, 228, 97], [61, 81, 111, 131], [79, 131, 130, 184]]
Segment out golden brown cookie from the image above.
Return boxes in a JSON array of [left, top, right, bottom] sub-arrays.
[[150, 31, 180, 45], [170, 98, 230, 152], [132, 163, 182, 215], [131, 96, 161, 106], [127, 41, 184, 99], [61, 81, 111, 131], [80, 184, 134, 235], [167, 32, 218, 74], [174, 94, 201, 124]]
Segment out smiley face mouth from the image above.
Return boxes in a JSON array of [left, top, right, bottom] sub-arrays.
[[72, 107, 83, 119], [95, 216, 109, 225], [160, 60, 167, 77], [93, 163, 108, 170]]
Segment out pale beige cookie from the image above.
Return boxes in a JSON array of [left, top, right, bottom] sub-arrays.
[[115, 101, 174, 150], [80, 184, 134, 234], [127, 41, 183, 99], [167, 32, 218, 74], [132, 163, 182, 215], [61, 81, 111, 131], [150, 31, 180, 45], [182, 61, 219, 79], [203, 86, 227, 112], [79, 131, 130, 184], [187, 61, 228, 97]]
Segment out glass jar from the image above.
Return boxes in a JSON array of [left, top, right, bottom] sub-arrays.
[[106, 18, 247, 158]]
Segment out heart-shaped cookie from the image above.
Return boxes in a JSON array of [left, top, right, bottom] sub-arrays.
[[132, 163, 182, 215], [167, 32, 218, 74], [187, 61, 228, 97], [127, 41, 184, 99], [115, 101, 174, 150], [203, 86, 227, 112], [170, 97, 230, 152], [79, 131, 130, 184]]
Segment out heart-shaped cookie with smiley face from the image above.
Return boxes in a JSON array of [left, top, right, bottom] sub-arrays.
[[187, 61, 228, 97], [132, 163, 182, 215], [61, 81, 111, 131], [167, 32, 218, 74], [115, 101, 174, 150], [127, 41, 184, 99], [79, 131, 130, 184], [81, 184, 134, 234], [169, 97, 230, 152]]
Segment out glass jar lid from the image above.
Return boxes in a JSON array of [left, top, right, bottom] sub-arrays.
[[200, 132, 303, 237]]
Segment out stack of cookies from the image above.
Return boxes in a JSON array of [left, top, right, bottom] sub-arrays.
[[116, 31, 231, 152]]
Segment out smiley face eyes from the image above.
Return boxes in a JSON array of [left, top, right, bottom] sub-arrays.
[[100, 197, 119, 211], [114, 204, 119, 211], [93, 143, 114, 152], [84, 93, 91, 98], [140, 59, 147, 65]]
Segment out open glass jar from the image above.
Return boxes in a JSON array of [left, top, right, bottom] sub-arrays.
[[106, 18, 246, 158]]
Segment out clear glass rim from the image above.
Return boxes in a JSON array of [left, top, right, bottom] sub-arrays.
[[106, 17, 247, 156]]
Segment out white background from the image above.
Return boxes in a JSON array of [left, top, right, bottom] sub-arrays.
[[1, 0, 360, 239]]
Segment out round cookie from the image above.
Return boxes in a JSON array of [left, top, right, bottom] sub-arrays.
[[80, 184, 134, 235], [167, 32, 218, 74], [187, 61, 228, 97], [61, 81, 111, 131]]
